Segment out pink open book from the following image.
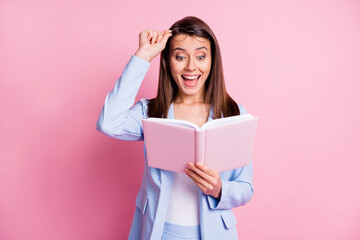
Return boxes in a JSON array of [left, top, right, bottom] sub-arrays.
[[142, 114, 258, 173]]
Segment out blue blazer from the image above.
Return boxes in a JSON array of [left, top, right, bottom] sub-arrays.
[[97, 55, 254, 240]]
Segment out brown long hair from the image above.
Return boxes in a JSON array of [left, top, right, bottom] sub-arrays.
[[147, 16, 239, 119]]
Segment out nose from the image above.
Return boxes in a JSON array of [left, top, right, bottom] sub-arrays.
[[185, 57, 196, 71]]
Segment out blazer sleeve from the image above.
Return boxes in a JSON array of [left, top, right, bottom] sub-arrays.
[[96, 55, 150, 141], [206, 104, 254, 210]]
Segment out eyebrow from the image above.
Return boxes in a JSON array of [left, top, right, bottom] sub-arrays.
[[173, 46, 208, 52]]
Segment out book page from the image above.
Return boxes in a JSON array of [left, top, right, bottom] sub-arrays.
[[201, 113, 255, 129], [204, 117, 258, 172], [142, 119, 196, 173], [146, 118, 200, 130]]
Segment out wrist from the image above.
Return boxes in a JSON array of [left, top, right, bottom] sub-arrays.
[[134, 48, 153, 63], [214, 187, 222, 200]]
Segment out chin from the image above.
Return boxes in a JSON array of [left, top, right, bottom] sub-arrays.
[[180, 86, 204, 96]]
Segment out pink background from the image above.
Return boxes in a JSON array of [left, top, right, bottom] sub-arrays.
[[1, 0, 360, 239]]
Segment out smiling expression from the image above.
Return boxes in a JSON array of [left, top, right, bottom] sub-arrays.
[[169, 34, 212, 102]]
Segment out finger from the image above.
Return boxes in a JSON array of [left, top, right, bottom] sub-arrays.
[[151, 31, 161, 44], [156, 33, 164, 43], [186, 169, 216, 196], [160, 30, 172, 43], [195, 162, 218, 178], [196, 181, 209, 194], [185, 168, 214, 191], [157, 30, 171, 42], [187, 163, 217, 185], [139, 29, 151, 45], [187, 169, 222, 198], [146, 29, 155, 43], [151, 30, 170, 45], [153, 31, 163, 44], [145, 29, 152, 39], [185, 169, 210, 192]]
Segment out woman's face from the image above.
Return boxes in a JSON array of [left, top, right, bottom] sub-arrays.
[[169, 34, 212, 102]]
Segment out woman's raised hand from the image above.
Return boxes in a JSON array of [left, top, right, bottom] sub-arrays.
[[134, 29, 173, 63]]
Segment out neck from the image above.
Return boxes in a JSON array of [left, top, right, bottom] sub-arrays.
[[174, 89, 206, 104], [174, 94, 205, 104]]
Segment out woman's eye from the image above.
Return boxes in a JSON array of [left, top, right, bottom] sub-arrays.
[[197, 56, 205, 60], [175, 56, 185, 61]]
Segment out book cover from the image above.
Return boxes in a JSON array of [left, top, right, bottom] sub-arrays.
[[142, 114, 258, 173]]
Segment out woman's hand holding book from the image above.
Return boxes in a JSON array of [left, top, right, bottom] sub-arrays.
[[185, 162, 222, 199]]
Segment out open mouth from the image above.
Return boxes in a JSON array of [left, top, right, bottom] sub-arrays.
[[181, 75, 200, 87]]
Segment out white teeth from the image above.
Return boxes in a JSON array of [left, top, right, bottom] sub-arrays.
[[182, 75, 199, 80]]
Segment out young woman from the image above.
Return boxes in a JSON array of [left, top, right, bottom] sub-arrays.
[[97, 16, 253, 240]]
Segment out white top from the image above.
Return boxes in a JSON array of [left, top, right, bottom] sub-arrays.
[[165, 172, 200, 225]]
